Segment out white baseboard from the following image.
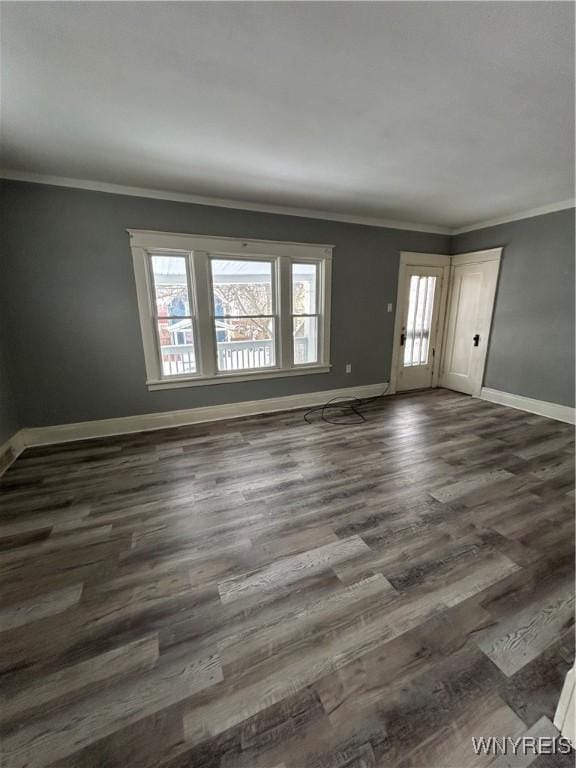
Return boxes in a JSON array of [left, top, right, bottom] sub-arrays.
[[480, 387, 576, 425], [21, 382, 389, 448], [0, 430, 26, 477], [6, 382, 570, 457]]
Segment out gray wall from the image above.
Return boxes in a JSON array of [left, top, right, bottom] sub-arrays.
[[0, 322, 20, 444], [452, 208, 575, 407], [0, 190, 20, 444], [3, 181, 573, 430], [1, 180, 450, 428]]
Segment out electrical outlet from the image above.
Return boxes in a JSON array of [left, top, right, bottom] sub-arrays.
[[387, 303, 393, 312], [345, 363, 352, 373]]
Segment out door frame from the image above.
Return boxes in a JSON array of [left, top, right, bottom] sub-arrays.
[[440, 248, 502, 397], [389, 252, 450, 394], [390, 248, 503, 396]]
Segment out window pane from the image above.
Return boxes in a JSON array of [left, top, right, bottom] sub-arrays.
[[404, 275, 436, 367], [151, 255, 191, 316], [157, 318, 196, 376], [293, 316, 318, 364], [292, 262, 317, 314], [215, 318, 275, 371], [211, 259, 273, 316]]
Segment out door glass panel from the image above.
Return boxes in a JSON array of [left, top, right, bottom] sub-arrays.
[[404, 275, 436, 367]]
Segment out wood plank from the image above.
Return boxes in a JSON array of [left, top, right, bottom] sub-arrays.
[[0, 583, 83, 632], [1, 651, 222, 768], [430, 469, 513, 503], [489, 716, 562, 768], [398, 691, 526, 767], [475, 579, 575, 676], [0, 633, 160, 723], [183, 589, 446, 745], [217, 535, 371, 604]]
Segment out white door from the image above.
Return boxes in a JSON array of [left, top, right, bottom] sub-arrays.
[[440, 259, 499, 396], [397, 266, 444, 391]]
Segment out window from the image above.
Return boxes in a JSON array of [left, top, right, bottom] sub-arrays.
[[150, 254, 196, 376], [211, 258, 276, 371], [130, 230, 333, 389], [292, 262, 319, 365]]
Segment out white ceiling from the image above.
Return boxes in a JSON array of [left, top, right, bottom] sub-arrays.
[[1, 1, 574, 231]]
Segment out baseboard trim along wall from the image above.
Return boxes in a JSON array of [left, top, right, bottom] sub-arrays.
[[480, 387, 576, 425], [0, 430, 26, 477], [20, 382, 389, 449], [4, 383, 571, 467]]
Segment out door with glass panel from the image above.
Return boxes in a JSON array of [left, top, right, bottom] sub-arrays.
[[397, 266, 443, 391]]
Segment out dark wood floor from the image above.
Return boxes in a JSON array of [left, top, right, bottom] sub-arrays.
[[0, 389, 574, 768]]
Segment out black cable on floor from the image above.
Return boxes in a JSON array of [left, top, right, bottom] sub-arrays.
[[303, 384, 390, 425]]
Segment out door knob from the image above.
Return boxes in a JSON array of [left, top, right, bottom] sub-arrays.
[[400, 333, 406, 346], [473, 334, 480, 347]]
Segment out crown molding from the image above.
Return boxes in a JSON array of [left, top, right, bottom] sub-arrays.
[[2, 169, 572, 236], [452, 199, 575, 235], [0, 170, 451, 235]]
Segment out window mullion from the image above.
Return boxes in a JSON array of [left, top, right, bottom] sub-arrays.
[[278, 256, 292, 369], [191, 250, 217, 376]]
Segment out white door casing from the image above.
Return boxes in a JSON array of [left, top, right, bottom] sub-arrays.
[[439, 250, 501, 397]]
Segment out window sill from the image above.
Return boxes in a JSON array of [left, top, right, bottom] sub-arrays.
[[146, 364, 332, 390]]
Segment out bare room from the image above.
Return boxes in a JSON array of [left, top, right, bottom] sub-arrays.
[[0, 2, 574, 766]]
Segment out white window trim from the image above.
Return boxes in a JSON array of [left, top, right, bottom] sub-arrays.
[[129, 230, 333, 390]]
